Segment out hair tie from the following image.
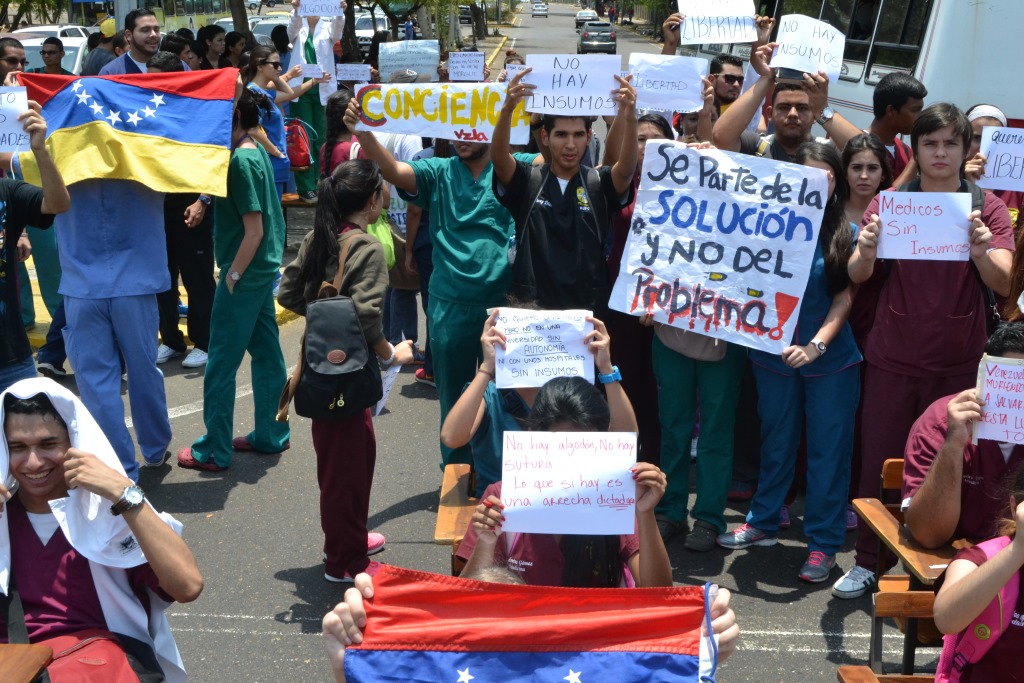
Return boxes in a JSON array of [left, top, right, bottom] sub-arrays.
[[968, 105, 1007, 127]]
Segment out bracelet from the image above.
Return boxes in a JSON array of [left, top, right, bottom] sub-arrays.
[[478, 367, 494, 379]]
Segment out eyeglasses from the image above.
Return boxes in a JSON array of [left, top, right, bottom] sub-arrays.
[[40, 50, 60, 56], [713, 73, 744, 85], [262, 61, 283, 69], [2, 57, 28, 67]]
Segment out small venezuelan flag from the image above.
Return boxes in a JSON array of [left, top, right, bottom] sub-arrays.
[[18, 70, 236, 195]]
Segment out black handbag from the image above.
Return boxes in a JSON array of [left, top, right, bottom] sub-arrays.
[[277, 232, 383, 421]]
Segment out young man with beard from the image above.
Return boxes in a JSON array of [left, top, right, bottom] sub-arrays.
[[99, 10, 161, 76]]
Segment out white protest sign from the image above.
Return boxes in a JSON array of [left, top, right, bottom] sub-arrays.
[[608, 140, 827, 355], [494, 308, 595, 388], [523, 54, 620, 116], [500, 431, 637, 535], [628, 53, 707, 114], [770, 14, 846, 82], [354, 83, 530, 144], [373, 364, 402, 418], [978, 126, 1024, 192], [298, 0, 344, 16], [875, 192, 972, 261], [676, 0, 756, 45], [378, 40, 440, 83], [975, 354, 1024, 445], [0, 87, 28, 152], [448, 51, 486, 82], [505, 63, 528, 81], [336, 63, 371, 82], [300, 64, 323, 79]]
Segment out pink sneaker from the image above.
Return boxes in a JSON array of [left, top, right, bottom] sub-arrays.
[[326, 560, 385, 584], [367, 532, 386, 555]]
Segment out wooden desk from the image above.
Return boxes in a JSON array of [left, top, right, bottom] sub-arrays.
[[837, 665, 934, 683], [434, 464, 479, 576], [0, 644, 53, 683], [852, 498, 956, 586]]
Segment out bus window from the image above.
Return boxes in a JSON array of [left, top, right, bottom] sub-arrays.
[[212, 0, 223, 11], [184, 0, 195, 14], [866, 0, 932, 81]]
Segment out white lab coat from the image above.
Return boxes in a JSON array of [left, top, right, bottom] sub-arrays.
[[288, 8, 345, 105]]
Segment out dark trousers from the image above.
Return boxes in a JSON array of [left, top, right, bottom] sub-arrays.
[[313, 410, 376, 577], [36, 300, 67, 367], [157, 195, 215, 352], [605, 309, 660, 464], [414, 244, 433, 376]]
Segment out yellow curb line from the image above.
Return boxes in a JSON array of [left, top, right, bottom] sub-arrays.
[[486, 35, 509, 67]]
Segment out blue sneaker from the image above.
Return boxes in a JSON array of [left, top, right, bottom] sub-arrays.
[[716, 523, 778, 549]]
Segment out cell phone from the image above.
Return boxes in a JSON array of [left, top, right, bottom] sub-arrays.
[[775, 67, 808, 85]]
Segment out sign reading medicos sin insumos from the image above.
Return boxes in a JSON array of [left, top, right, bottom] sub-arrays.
[[354, 82, 530, 144], [608, 140, 827, 355]]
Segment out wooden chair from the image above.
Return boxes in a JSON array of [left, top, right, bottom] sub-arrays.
[[837, 665, 934, 683], [434, 463, 479, 576], [0, 644, 53, 683]]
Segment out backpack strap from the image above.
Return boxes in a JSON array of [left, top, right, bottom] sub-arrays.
[[754, 134, 773, 159], [519, 163, 551, 238]]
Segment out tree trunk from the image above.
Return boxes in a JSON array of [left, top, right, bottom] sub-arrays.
[[10, 3, 29, 30], [415, 5, 431, 39], [470, 2, 486, 39], [227, 0, 252, 38], [341, 1, 360, 59]]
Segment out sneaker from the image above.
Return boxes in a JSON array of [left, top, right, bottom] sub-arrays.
[[142, 450, 171, 468], [181, 348, 208, 368], [411, 346, 426, 365], [325, 560, 384, 583], [300, 190, 318, 204], [176, 447, 228, 472], [156, 344, 183, 364], [656, 516, 686, 543], [799, 551, 837, 583], [846, 504, 858, 532], [779, 505, 792, 530], [367, 532, 386, 556], [716, 523, 778, 549], [36, 361, 67, 379], [727, 481, 755, 502], [415, 368, 436, 387], [232, 436, 291, 453], [831, 565, 877, 600], [683, 520, 718, 552]]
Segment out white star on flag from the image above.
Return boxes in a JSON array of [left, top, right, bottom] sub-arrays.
[[75, 91, 90, 104], [563, 670, 582, 683], [142, 106, 156, 118], [106, 110, 122, 126], [126, 111, 142, 126], [150, 93, 165, 107], [70, 80, 81, 92], [456, 668, 474, 683], [89, 102, 103, 115]]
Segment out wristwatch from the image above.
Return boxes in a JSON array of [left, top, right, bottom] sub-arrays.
[[810, 338, 827, 356], [110, 484, 145, 516], [228, 271, 242, 283], [198, 194, 212, 206], [816, 106, 835, 126], [598, 365, 623, 384]]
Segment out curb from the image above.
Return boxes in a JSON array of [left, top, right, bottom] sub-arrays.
[[486, 35, 509, 67]]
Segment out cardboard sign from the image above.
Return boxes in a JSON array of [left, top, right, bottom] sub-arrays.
[[353, 83, 530, 144], [494, 308, 595, 389], [628, 53, 707, 114], [875, 192, 973, 261], [975, 354, 1024, 444], [500, 431, 638, 535], [337, 63, 371, 82], [0, 87, 28, 152], [676, 0, 757, 45], [378, 40, 440, 83], [770, 14, 846, 82], [298, 0, 344, 16], [608, 140, 827, 355], [300, 64, 323, 79], [978, 126, 1024, 193], [448, 51, 486, 82], [523, 54, 620, 116]]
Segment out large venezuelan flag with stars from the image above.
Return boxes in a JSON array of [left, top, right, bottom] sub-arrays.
[[344, 566, 718, 683], [17, 70, 236, 195]]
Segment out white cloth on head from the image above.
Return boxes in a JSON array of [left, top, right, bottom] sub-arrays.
[[967, 105, 1007, 127]]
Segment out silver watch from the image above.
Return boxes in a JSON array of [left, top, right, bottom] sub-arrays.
[[111, 484, 145, 516], [816, 106, 835, 126], [228, 270, 242, 282]]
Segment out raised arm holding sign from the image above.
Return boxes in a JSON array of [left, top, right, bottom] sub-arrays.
[[0, 87, 29, 151]]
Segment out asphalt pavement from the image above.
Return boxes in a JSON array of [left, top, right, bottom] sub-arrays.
[[47, 4, 937, 681]]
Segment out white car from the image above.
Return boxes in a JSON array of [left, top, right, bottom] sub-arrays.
[[19, 35, 89, 74], [215, 16, 264, 33], [252, 16, 290, 40], [355, 14, 390, 53], [532, 3, 548, 17], [14, 24, 90, 39]]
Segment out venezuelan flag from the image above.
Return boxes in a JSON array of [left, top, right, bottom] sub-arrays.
[[18, 70, 236, 196], [344, 566, 719, 682]]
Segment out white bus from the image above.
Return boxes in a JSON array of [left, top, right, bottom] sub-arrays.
[[679, 0, 1024, 129]]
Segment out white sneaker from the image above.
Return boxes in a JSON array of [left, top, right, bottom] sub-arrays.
[[156, 344, 182, 364], [181, 348, 208, 368], [831, 565, 877, 599]]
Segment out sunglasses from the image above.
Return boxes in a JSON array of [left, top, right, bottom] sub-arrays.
[[262, 61, 283, 69], [40, 50, 60, 56], [714, 73, 744, 85], [2, 56, 28, 67]]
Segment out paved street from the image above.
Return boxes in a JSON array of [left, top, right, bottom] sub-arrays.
[[35, 4, 938, 681]]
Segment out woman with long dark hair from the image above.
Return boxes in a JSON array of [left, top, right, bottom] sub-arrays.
[[196, 24, 229, 69], [718, 142, 862, 585], [319, 89, 358, 175], [277, 160, 415, 581]]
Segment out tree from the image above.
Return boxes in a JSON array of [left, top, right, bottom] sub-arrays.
[[228, 0, 253, 40]]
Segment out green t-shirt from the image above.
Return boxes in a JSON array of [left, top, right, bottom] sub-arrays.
[[398, 152, 538, 307], [213, 146, 285, 291]]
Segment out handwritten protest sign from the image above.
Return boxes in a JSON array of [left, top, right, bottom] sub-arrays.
[[300, 64, 323, 79], [876, 192, 972, 261], [354, 83, 530, 144], [500, 431, 637, 535], [336, 63, 371, 82], [974, 354, 1024, 445], [0, 88, 28, 152], [770, 14, 846, 82], [298, 0, 343, 16], [978, 126, 1024, 193], [628, 53, 707, 114], [373, 364, 402, 418], [676, 0, 757, 45], [505, 63, 528, 81], [523, 54, 620, 116], [378, 40, 440, 83], [494, 308, 595, 389], [608, 140, 826, 355], [448, 51, 486, 82]]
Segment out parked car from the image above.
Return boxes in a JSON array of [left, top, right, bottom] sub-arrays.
[[577, 21, 615, 54], [355, 14, 389, 53], [248, 0, 278, 9], [574, 9, 597, 28], [19, 34, 88, 74], [459, 5, 472, 24], [14, 24, 90, 39], [532, 3, 548, 17], [215, 16, 264, 33], [252, 15, 290, 41]]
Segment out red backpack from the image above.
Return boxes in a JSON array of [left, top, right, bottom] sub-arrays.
[[285, 118, 314, 169]]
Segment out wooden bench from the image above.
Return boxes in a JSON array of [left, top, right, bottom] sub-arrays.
[[0, 644, 53, 683], [837, 665, 934, 683], [434, 463, 478, 576]]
